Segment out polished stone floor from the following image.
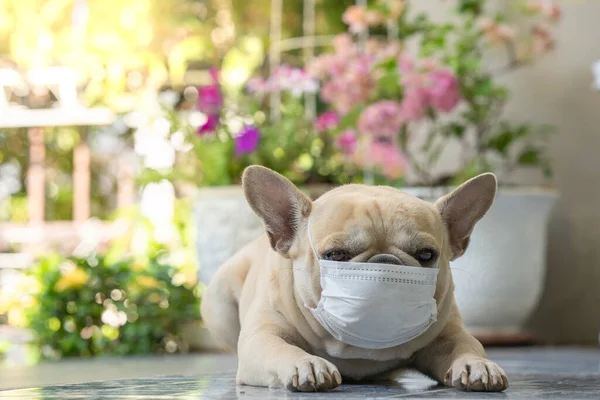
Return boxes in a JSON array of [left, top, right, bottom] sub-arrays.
[[0, 348, 599, 399]]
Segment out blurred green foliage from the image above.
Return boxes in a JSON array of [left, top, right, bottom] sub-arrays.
[[26, 251, 199, 359], [20, 199, 200, 360], [147, 93, 362, 188]]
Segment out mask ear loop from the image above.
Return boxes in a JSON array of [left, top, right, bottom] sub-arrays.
[[434, 230, 443, 270], [306, 218, 320, 260]]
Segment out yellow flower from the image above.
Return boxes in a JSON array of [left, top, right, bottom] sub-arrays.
[[137, 276, 159, 288], [54, 268, 89, 292], [131, 262, 145, 272]]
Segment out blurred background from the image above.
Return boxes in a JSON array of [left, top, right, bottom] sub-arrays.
[[0, 0, 598, 383]]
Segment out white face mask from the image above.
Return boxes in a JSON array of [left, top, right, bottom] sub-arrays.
[[306, 219, 439, 349]]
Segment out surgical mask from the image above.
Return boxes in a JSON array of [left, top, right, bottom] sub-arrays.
[[306, 219, 439, 349]]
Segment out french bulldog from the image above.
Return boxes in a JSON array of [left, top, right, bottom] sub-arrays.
[[201, 165, 508, 392]]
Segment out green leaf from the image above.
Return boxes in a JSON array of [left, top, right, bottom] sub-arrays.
[[518, 149, 541, 166], [543, 164, 553, 178], [377, 70, 402, 99], [453, 157, 493, 185], [474, 77, 494, 97], [339, 107, 362, 130], [486, 131, 514, 154], [443, 123, 466, 138], [376, 57, 398, 71], [456, 0, 485, 16]]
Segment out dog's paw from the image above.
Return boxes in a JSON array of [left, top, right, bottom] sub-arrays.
[[444, 356, 508, 392], [279, 356, 341, 392]]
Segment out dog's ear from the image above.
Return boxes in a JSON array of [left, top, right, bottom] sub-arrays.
[[243, 165, 312, 255], [434, 173, 497, 260]]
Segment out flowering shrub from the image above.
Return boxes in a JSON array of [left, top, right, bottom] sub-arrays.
[[300, 0, 560, 185], [151, 0, 560, 188], [151, 64, 356, 187], [15, 203, 200, 360], [25, 251, 199, 360]]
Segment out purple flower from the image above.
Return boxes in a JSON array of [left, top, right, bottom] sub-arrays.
[[197, 85, 223, 115], [235, 125, 260, 155], [197, 114, 219, 135], [314, 111, 339, 132]]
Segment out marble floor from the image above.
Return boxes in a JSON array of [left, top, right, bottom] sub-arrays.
[[0, 348, 599, 399]]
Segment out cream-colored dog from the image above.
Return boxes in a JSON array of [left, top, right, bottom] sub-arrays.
[[201, 165, 508, 392]]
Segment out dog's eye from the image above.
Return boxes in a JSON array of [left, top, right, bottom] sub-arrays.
[[323, 250, 349, 262], [416, 248, 436, 263]]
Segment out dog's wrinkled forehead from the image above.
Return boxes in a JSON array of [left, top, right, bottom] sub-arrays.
[[311, 185, 442, 242]]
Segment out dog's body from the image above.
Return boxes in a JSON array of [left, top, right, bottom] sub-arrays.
[[201, 166, 508, 392]]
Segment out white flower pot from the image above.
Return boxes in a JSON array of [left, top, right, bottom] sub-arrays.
[[194, 185, 557, 342], [194, 187, 264, 284], [194, 185, 331, 284], [402, 187, 557, 341]]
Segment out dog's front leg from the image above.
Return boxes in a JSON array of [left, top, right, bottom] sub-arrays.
[[236, 316, 341, 392], [412, 306, 508, 392]]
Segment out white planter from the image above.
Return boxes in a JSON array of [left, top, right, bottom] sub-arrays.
[[194, 185, 330, 284], [194, 187, 264, 284], [402, 187, 557, 339], [194, 185, 557, 339]]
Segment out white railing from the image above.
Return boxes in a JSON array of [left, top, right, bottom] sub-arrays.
[[0, 67, 133, 266]]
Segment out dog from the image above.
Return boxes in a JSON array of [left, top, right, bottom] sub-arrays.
[[201, 165, 508, 392]]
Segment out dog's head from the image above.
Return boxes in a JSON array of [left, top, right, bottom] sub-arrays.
[[243, 165, 496, 353], [243, 165, 496, 269]]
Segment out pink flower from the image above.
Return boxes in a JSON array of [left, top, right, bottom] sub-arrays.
[[369, 141, 407, 180], [342, 5, 369, 33], [319, 53, 376, 114], [314, 111, 339, 132], [197, 85, 222, 114], [246, 77, 268, 95], [533, 24, 555, 53], [365, 9, 385, 26], [398, 53, 415, 73], [333, 34, 354, 55], [321, 81, 353, 114], [197, 114, 219, 135], [400, 86, 429, 121], [478, 17, 517, 42], [307, 54, 336, 79], [358, 101, 404, 138], [336, 129, 358, 154], [248, 65, 318, 97], [374, 42, 403, 62], [354, 140, 407, 180], [365, 38, 403, 63], [274, 66, 318, 97], [544, 3, 561, 21], [322, 77, 374, 115], [310, 35, 409, 115], [427, 68, 461, 112], [528, 1, 561, 22], [421, 58, 442, 72], [396, 56, 461, 118], [209, 68, 220, 82]]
